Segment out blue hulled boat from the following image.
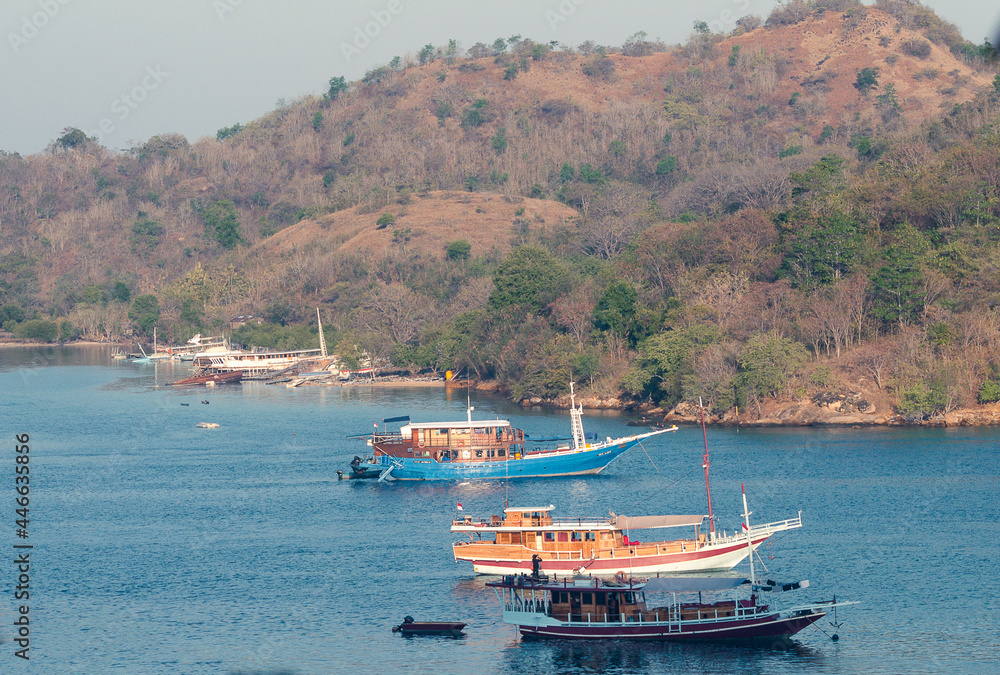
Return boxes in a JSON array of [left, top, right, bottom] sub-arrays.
[[342, 384, 677, 481]]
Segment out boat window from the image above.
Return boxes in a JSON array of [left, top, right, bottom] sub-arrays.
[[582, 592, 592, 605], [595, 592, 606, 604], [557, 533, 568, 542], [544, 532, 555, 542], [498, 448, 506, 457], [570, 532, 582, 542], [557, 592, 568, 604], [585, 532, 596, 541], [475, 450, 483, 458], [623, 592, 633, 603]]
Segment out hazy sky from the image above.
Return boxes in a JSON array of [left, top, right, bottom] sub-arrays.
[[2, 1, 998, 155]]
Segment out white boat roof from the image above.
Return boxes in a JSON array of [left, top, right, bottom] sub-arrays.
[[404, 419, 511, 430], [503, 505, 556, 514], [452, 512, 707, 533]]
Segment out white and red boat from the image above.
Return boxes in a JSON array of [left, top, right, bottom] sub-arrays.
[[486, 489, 855, 643], [452, 403, 800, 575], [451, 504, 800, 576]]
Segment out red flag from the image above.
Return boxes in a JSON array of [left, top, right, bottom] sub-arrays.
[[457, 502, 463, 511]]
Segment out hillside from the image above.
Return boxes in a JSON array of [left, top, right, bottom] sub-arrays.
[[2, 0, 1000, 423]]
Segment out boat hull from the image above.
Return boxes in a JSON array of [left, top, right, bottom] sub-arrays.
[[458, 534, 771, 575], [170, 371, 244, 386], [353, 437, 640, 480], [514, 612, 824, 642], [394, 621, 466, 636]]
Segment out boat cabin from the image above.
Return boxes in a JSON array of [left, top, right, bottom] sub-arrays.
[[372, 418, 525, 462], [491, 575, 760, 625], [493, 576, 649, 623]]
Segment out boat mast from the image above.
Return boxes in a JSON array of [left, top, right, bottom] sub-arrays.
[[699, 398, 716, 542], [742, 483, 755, 583], [316, 308, 328, 357], [569, 382, 586, 450]]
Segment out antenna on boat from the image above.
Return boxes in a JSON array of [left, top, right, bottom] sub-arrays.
[[467, 395, 474, 425], [699, 398, 716, 542], [742, 483, 755, 585], [569, 382, 586, 451]]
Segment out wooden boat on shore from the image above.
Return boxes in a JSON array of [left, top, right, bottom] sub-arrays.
[[486, 489, 855, 642], [169, 370, 244, 386], [345, 383, 677, 481]]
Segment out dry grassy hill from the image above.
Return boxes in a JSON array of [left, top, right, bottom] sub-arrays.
[[0, 1, 996, 339], [259, 191, 578, 260]]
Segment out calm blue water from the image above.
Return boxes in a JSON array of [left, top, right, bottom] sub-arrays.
[[0, 346, 997, 674]]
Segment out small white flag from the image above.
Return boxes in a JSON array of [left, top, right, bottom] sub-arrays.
[[742, 522, 748, 531], [457, 502, 463, 511]]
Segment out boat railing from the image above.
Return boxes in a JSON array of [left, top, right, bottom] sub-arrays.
[[451, 515, 614, 528], [710, 515, 803, 544]]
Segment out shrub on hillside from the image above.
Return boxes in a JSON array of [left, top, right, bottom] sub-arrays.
[[537, 99, 577, 122], [900, 39, 932, 59], [582, 55, 617, 82], [765, 0, 811, 28]]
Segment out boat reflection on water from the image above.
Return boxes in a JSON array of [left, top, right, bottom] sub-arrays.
[[499, 633, 825, 675]]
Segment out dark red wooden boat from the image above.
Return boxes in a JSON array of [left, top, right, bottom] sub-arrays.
[[392, 616, 466, 636], [486, 487, 855, 643], [169, 370, 244, 386]]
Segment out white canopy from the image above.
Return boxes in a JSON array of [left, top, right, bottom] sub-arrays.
[[642, 577, 748, 593], [612, 515, 707, 529]]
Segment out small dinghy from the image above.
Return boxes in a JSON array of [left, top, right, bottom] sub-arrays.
[[392, 616, 466, 636]]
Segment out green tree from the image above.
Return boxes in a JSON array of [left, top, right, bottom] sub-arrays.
[[200, 200, 245, 249], [216, 123, 243, 141], [311, 112, 324, 131], [622, 324, 720, 404], [14, 319, 59, 342], [376, 213, 396, 229], [128, 295, 161, 335], [111, 282, 131, 303], [736, 333, 808, 400], [869, 225, 927, 327], [58, 320, 75, 343], [487, 246, 568, 315], [655, 156, 677, 176], [327, 76, 348, 100], [790, 154, 845, 197], [56, 127, 88, 150], [445, 240, 472, 260], [130, 211, 164, 255], [491, 127, 508, 153], [593, 280, 641, 344], [780, 213, 863, 286], [855, 67, 879, 96]]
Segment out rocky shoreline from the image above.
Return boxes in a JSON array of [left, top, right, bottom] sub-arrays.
[[499, 383, 1000, 428]]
